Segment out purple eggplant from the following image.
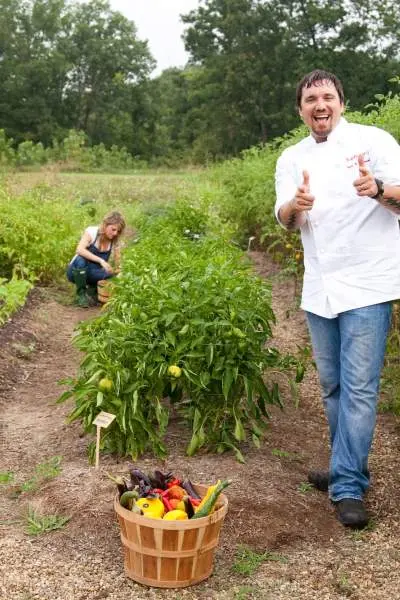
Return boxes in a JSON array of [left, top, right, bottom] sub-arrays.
[[129, 468, 152, 488], [181, 479, 201, 500]]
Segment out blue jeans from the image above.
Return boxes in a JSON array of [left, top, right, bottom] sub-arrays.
[[66, 256, 113, 286], [306, 303, 392, 502]]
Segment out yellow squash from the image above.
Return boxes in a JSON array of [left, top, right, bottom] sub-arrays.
[[135, 497, 165, 519]]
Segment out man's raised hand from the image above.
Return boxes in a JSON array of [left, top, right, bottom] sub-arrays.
[[354, 154, 378, 197], [292, 170, 314, 212]]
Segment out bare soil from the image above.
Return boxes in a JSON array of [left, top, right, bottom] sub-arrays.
[[1, 254, 400, 600]]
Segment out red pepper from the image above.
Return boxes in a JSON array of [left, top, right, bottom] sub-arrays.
[[167, 478, 181, 488], [162, 494, 173, 512], [152, 488, 164, 495], [189, 497, 201, 506]]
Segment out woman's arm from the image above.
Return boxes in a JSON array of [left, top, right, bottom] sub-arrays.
[[76, 231, 113, 272], [112, 244, 121, 272]]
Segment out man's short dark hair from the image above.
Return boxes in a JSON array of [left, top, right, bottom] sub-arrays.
[[296, 69, 344, 109]]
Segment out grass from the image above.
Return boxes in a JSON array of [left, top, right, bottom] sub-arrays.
[[0, 471, 14, 484], [10, 456, 62, 496], [232, 545, 287, 577], [348, 517, 377, 541], [233, 586, 260, 599], [271, 448, 303, 462], [334, 571, 355, 597], [24, 506, 70, 536]]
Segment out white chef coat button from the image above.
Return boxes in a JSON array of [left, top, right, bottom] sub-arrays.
[[320, 249, 325, 254], [313, 221, 318, 227]]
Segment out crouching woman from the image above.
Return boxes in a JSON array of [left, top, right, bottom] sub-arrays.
[[67, 210, 126, 307]]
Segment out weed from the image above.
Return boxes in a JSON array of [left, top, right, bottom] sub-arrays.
[[233, 586, 258, 599], [0, 471, 14, 484], [11, 456, 62, 496], [12, 342, 36, 359], [24, 506, 70, 536], [334, 572, 354, 597], [271, 448, 302, 462], [349, 517, 377, 541], [232, 545, 287, 577], [298, 481, 314, 493]]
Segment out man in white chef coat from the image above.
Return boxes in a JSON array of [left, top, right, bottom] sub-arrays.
[[275, 69, 400, 529]]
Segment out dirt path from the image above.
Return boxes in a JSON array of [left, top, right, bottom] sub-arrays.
[[1, 259, 400, 600]]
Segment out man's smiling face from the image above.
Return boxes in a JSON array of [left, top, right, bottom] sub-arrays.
[[299, 80, 344, 142]]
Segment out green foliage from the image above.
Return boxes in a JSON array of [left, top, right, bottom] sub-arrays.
[[0, 276, 33, 326], [0, 189, 83, 283], [233, 587, 259, 600], [1, 0, 400, 164], [232, 545, 287, 576], [0, 130, 16, 166], [298, 482, 314, 493], [24, 506, 70, 536], [0, 471, 14, 484], [60, 204, 305, 461], [0, 170, 198, 322], [10, 456, 62, 496], [16, 141, 49, 167], [271, 448, 303, 462], [380, 301, 400, 415], [0, 0, 154, 151]]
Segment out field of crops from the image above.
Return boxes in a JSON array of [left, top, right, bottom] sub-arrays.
[[1, 163, 400, 599]]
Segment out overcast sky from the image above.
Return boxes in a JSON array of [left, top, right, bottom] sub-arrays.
[[108, 1, 201, 75]]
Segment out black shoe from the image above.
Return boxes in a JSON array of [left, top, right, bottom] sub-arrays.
[[308, 470, 329, 492], [334, 499, 369, 529]]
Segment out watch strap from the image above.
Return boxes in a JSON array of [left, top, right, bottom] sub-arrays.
[[372, 178, 384, 199]]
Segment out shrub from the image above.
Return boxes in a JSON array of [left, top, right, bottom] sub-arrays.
[[59, 210, 303, 461]]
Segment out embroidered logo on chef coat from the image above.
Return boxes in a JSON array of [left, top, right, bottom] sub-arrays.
[[346, 151, 370, 168]]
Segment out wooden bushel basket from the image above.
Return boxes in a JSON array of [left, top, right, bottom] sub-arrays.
[[97, 279, 112, 304], [114, 484, 228, 588]]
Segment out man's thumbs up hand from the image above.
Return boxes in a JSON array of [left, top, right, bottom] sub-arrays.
[[358, 154, 369, 177], [292, 170, 314, 212], [354, 154, 379, 197], [301, 170, 310, 192]]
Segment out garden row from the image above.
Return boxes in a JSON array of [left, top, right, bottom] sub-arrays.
[[59, 201, 305, 462]]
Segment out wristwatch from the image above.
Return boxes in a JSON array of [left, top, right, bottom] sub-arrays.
[[372, 178, 384, 199]]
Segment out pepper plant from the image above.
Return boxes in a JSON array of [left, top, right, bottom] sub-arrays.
[[59, 204, 304, 461]]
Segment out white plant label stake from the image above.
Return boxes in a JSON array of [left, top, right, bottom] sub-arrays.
[[93, 411, 116, 469]]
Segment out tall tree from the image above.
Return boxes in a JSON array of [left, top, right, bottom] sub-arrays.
[[61, 0, 154, 145], [0, 0, 155, 148], [0, 0, 70, 143]]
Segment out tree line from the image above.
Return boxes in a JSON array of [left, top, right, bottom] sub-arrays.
[[1, 0, 400, 165]]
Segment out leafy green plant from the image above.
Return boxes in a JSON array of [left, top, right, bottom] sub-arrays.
[[334, 571, 355, 597], [349, 518, 377, 541], [0, 276, 33, 326], [232, 545, 287, 577], [11, 456, 62, 496], [271, 448, 303, 462], [24, 506, 70, 536], [0, 471, 14, 484], [233, 586, 259, 600], [380, 301, 400, 415], [59, 208, 306, 462], [298, 482, 314, 493]]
